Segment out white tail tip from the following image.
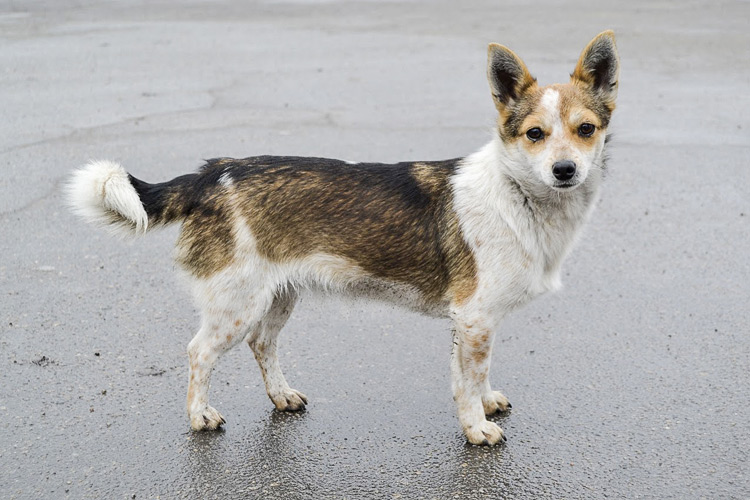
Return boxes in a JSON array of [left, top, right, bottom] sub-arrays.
[[66, 160, 148, 235]]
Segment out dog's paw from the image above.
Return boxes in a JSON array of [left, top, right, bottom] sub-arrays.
[[464, 420, 506, 446], [271, 389, 308, 412], [482, 390, 512, 415], [190, 406, 226, 431]]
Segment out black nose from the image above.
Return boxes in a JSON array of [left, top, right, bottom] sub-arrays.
[[552, 160, 577, 181]]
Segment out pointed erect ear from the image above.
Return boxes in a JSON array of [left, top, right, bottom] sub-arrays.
[[487, 44, 536, 109], [572, 30, 620, 105]]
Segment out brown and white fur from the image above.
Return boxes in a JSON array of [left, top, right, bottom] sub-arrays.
[[67, 32, 619, 445]]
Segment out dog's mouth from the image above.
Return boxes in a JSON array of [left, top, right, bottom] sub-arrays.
[[551, 181, 580, 191]]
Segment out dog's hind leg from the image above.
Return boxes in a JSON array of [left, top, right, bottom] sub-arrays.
[[246, 288, 307, 412], [186, 279, 275, 431], [450, 312, 507, 445]]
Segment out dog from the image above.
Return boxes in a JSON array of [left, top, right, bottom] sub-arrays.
[[67, 31, 619, 445]]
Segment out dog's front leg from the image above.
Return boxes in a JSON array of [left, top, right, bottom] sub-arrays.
[[450, 316, 506, 445]]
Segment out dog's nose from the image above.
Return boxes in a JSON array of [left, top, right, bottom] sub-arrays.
[[552, 160, 576, 181]]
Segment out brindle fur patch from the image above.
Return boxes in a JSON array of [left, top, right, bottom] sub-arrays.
[[198, 156, 478, 305], [176, 199, 235, 279]]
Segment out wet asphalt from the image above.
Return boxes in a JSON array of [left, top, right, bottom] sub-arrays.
[[1, 1, 749, 498]]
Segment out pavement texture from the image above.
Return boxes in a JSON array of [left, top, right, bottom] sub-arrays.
[[1, 1, 749, 498]]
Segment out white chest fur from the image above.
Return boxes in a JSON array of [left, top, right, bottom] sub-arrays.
[[451, 139, 601, 318]]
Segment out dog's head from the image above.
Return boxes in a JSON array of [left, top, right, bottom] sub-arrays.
[[487, 31, 619, 192]]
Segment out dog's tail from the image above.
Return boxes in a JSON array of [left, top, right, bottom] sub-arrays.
[[67, 160, 194, 236]]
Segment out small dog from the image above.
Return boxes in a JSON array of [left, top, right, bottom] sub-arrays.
[[68, 31, 618, 445]]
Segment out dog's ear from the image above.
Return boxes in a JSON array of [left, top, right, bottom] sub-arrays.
[[572, 30, 619, 107], [487, 44, 536, 110]]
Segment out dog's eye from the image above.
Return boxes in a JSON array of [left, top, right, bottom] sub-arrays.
[[526, 128, 544, 141], [578, 123, 596, 137]]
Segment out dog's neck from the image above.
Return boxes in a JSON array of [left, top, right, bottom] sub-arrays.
[[506, 168, 600, 277]]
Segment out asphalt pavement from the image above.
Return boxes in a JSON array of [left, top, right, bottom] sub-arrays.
[[1, 1, 749, 498]]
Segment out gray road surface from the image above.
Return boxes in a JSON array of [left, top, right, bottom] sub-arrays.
[[1, 1, 749, 498]]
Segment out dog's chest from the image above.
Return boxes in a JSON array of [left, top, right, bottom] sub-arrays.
[[453, 188, 590, 313], [468, 223, 563, 311]]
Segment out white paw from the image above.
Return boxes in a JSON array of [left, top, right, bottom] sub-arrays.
[[464, 420, 506, 446], [270, 388, 308, 411], [190, 406, 226, 431], [482, 390, 512, 415]]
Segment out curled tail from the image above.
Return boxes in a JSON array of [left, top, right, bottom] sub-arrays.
[[67, 160, 194, 236]]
